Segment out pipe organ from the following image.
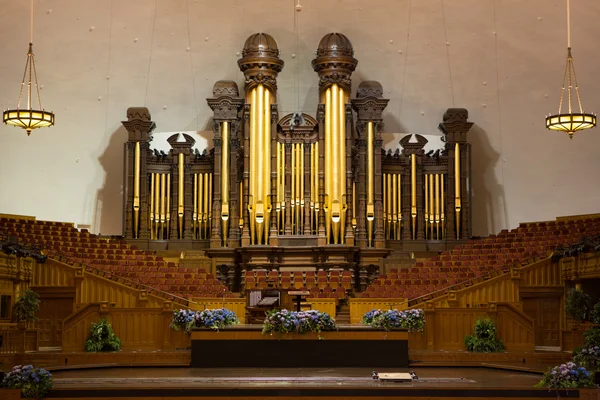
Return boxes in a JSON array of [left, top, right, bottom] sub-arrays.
[[122, 33, 473, 267]]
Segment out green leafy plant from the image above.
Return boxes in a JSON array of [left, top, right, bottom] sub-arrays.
[[565, 288, 592, 322], [536, 362, 596, 389], [12, 289, 40, 323], [584, 327, 600, 348], [591, 302, 600, 324], [84, 319, 122, 352], [464, 318, 505, 353]]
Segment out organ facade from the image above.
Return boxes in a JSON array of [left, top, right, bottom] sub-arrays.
[[121, 32, 474, 287]]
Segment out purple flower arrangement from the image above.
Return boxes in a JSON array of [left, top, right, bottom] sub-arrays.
[[574, 346, 600, 370], [1, 364, 53, 398], [170, 308, 239, 334], [361, 308, 425, 332], [536, 362, 596, 389], [262, 309, 337, 337]]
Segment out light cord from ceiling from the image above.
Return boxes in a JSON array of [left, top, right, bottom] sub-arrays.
[[440, 0, 455, 107], [144, 0, 159, 106]]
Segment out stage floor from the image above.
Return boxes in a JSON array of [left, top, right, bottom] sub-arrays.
[[51, 366, 543, 389]]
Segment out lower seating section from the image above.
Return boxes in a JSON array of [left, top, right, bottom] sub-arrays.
[[363, 216, 600, 300], [242, 269, 352, 301], [0, 217, 233, 299]]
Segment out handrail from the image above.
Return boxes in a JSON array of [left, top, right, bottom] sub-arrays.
[[0, 226, 231, 308]]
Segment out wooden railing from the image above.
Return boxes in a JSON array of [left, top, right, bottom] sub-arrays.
[[0, 323, 38, 354], [410, 302, 535, 351], [348, 298, 408, 324], [561, 253, 600, 281]]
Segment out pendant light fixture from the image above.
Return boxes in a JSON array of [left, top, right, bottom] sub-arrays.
[[2, 0, 55, 136], [545, 0, 596, 139]]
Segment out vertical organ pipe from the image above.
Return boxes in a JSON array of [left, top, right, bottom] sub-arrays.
[[222, 121, 230, 245], [411, 154, 417, 239], [149, 173, 155, 239], [203, 173, 209, 239], [429, 173, 434, 239], [256, 84, 264, 243], [249, 88, 256, 244], [435, 173, 440, 239], [455, 143, 461, 239], [154, 173, 160, 239], [178, 153, 184, 238], [339, 86, 346, 241], [166, 174, 171, 239], [198, 173, 203, 238], [366, 122, 374, 246], [397, 173, 402, 239], [160, 173, 166, 239], [133, 142, 140, 238], [264, 88, 271, 244], [193, 174, 198, 237], [392, 173, 397, 240], [425, 174, 429, 239], [324, 88, 331, 243], [331, 84, 340, 243]]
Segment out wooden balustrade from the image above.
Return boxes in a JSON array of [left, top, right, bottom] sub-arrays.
[[0, 323, 38, 354], [348, 298, 408, 324]]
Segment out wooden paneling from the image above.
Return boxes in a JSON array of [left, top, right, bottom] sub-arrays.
[[80, 273, 164, 308], [561, 253, 600, 281], [494, 303, 536, 351], [32, 259, 75, 287], [521, 259, 562, 287], [35, 297, 73, 347], [348, 298, 408, 324], [305, 298, 336, 318], [192, 329, 408, 341], [0, 324, 37, 353]]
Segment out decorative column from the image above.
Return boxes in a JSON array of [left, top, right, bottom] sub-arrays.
[[167, 133, 195, 240], [399, 134, 427, 241], [312, 33, 358, 245], [351, 81, 389, 248], [241, 104, 251, 246], [121, 107, 156, 240], [316, 104, 326, 245], [439, 108, 473, 240], [207, 81, 244, 248]]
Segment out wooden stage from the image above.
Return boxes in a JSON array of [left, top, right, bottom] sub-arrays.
[[191, 324, 409, 368]]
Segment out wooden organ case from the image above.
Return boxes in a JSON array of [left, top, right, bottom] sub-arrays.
[[121, 32, 474, 294]]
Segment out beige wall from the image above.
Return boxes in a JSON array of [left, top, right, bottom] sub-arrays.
[[1, 0, 599, 236]]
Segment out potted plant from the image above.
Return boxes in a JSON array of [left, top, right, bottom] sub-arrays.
[[11, 290, 40, 328], [565, 288, 592, 323], [464, 318, 505, 352], [84, 319, 122, 352], [1, 364, 53, 398]]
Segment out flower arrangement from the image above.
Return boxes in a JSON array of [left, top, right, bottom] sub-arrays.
[[360, 309, 425, 332], [262, 309, 337, 336], [1, 364, 53, 398], [536, 362, 596, 389], [194, 308, 240, 330], [574, 346, 600, 371], [169, 308, 239, 334]]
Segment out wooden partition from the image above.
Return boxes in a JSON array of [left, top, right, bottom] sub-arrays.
[[348, 298, 408, 324], [410, 302, 535, 351], [189, 297, 246, 323], [0, 323, 39, 354], [305, 298, 336, 317]]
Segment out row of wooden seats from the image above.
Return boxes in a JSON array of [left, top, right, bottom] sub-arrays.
[[1, 219, 234, 299], [366, 216, 600, 300]]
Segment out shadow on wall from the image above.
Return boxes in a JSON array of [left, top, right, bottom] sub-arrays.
[[469, 124, 508, 236], [94, 125, 128, 236]]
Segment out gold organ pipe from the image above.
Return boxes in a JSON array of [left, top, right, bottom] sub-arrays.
[[198, 173, 203, 238], [239, 180, 244, 230], [386, 174, 391, 240], [310, 142, 314, 233], [166, 173, 171, 239], [296, 143, 301, 234], [314, 141, 319, 232], [276, 142, 281, 233], [366, 122, 374, 246], [429, 173, 434, 239], [193, 174, 198, 236], [455, 143, 461, 239], [291, 142, 296, 232], [222, 121, 230, 245], [133, 142, 140, 238], [397, 173, 402, 239], [352, 181, 356, 230], [154, 173, 160, 239], [178, 153, 184, 238], [392, 173, 397, 240], [149, 173, 155, 239], [203, 173, 209, 239], [249, 87, 257, 244], [424, 174, 429, 239], [264, 88, 271, 244], [411, 154, 417, 239], [324, 88, 331, 244], [440, 174, 446, 239], [208, 173, 212, 238], [256, 84, 265, 244], [435, 173, 440, 239], [300, 142, 305, 234], [339, 86, 346, 242], [382, 173, 386, 240], [160, 173, 166, 239], [280, 143, 285, 233], [331, 84, 339, 244]]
